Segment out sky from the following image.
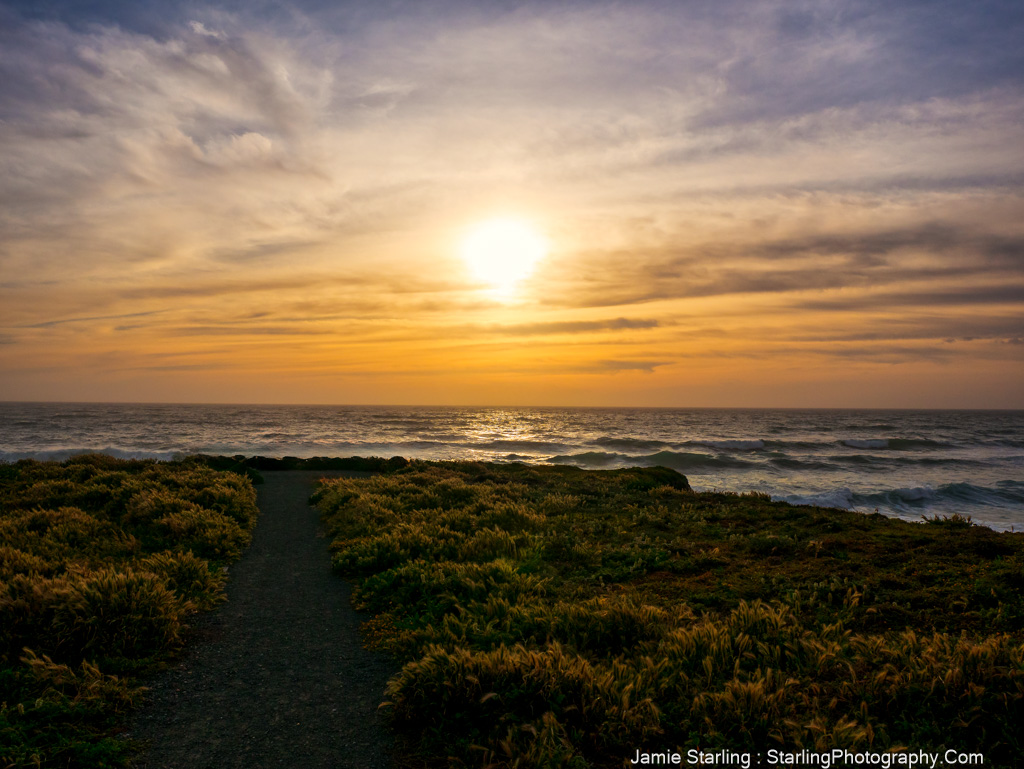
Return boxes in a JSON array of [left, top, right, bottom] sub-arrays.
[[1, 0, 1022, 408]]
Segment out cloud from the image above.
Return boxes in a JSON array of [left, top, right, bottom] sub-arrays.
[[792, 285, 1024, 312], [784, 315, 1024, 344], [487, 318, 660, 336], [173, 325, 333, 336], [189, 20, 225, 39], [795, 344, 961, 364], [0, 1, 1022, 405], [22, 310, 164, 329], [542, 214, 1024, 310], [589, 360, 669, 373]]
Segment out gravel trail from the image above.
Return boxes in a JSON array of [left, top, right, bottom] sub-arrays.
[[127, 471, 395, 769]]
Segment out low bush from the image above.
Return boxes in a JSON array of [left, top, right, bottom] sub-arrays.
[[0, 455, 258, 767], [318, 461, 1024, 768]]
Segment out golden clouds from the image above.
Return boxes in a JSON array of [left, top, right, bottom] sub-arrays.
[[0, 4, 1022, 405]]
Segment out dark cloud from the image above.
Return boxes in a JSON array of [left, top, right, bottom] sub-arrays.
[[689, 0, 1024, 129], [209, 240, 324, 264], [489, 318, 659, 336], [173, 325, 333, 336], [549, 220, 1024, 310], [21, 310, 163, 329], [115, 363, 222, 372], [673, 342, 963, 364], [793, 284, 1024, 312], [800, 344, 959, 364], [589, 360, 668, 373], [120, 278, 338, 301], [784, 316, 1024, 344], [745, 227, 1024, 268]]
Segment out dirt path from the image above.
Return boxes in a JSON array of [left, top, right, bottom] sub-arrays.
[[127, 471, 395, 769]]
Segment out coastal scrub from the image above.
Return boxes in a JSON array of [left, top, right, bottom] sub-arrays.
[[0, 455, 258, 768], [316, 461, 1024, 768]]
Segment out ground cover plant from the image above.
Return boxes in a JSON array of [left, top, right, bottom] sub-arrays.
[[315, 461, 1024, 768], [0, 455, 258, 768]]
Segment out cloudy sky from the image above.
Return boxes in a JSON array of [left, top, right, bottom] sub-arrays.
[[1, 0, 1022, 407]]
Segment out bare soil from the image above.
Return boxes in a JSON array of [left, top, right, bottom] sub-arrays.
[[126, 471, 395, 769]]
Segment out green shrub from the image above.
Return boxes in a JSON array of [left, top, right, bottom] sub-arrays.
[[0, 455, 258, 765], [52, 569, 181, 667], [317, 461, 1024, 768], [139, 550, 225, 610]]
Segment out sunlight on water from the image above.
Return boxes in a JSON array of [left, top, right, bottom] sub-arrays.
[[1, 403, 1022, 530]]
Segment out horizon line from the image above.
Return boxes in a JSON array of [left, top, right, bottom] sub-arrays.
[[2, 400, 1022, 412]]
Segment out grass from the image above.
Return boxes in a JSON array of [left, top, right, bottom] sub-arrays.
[[315, 461, 1024, 769], [0, 455, 258, 768]]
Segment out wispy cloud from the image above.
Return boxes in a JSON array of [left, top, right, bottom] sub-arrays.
[[486, 318, 660, 336], [589, 360, 669, 373], [0, 0, 1022, 405], [22, 311, 164, 329]]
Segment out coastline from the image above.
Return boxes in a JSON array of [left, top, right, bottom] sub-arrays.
[[3, 403, 1022, 532]]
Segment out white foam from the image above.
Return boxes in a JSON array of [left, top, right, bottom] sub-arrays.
[[891, 486, 935, 502], [0, 447, 179, 463], [776, 488, 857, 509]]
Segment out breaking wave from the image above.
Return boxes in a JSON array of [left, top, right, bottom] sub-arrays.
[[780, 482, 1024, 513], [547, 450, 755, 471], [592, 437, 671, 451], [839, 438, 951, 450], [0, 447, 181, 463], [684, 439, 766, 451]]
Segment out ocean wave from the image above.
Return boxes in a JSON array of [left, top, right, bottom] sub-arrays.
[[840, 439, 889, 449], [685, 439, 766, 451], [644, 450, 754, 470], [0, 447, 181, 463], [763, 439, 835, 450], [779, 481, 1024, 512], [839, 438, 951, 450], [592, 436, 670, 451], [829, 453, 882, 466], [769, 457, 839, 471], [546, 451, 621, 467], [548, 450, 754, 471], [827, 454, 985, 469], [777, 488, 858, 510], [981, 439, 1024, 448], [889, 438, 952, 450]]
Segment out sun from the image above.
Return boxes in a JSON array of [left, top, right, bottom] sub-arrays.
[[461, 217, 548, 296]]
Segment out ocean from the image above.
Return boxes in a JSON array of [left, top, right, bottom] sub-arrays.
[[1, 402, 1022, 531]]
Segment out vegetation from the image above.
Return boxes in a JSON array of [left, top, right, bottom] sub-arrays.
[[315, 461, 1024, 768], [0, 455, 258, 768]]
